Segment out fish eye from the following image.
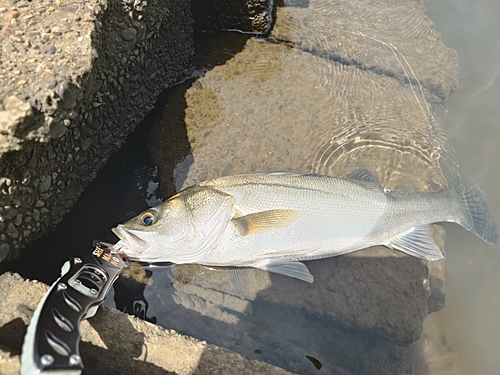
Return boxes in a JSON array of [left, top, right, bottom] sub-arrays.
[[140, 211, 157, 226]]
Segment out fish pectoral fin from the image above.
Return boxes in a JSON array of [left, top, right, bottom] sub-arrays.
[[388, 225, 443, 261], [231, 209, 299, 236], [257, 261, 314, 283]]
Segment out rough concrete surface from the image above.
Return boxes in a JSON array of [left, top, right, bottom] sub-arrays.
[[0, 0, 194, 261], [0, 272, 296, 375]]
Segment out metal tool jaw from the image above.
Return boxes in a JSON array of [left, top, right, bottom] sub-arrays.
[[20, 240, 129, 375]]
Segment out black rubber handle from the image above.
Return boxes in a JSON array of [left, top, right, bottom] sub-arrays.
[[22, 241, 129, 373]]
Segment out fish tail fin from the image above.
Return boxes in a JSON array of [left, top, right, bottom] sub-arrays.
[[449, 175, 498, 244]]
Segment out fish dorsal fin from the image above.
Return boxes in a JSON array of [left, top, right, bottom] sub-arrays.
[[388, 225, 443, 261], [231, 209, 299, 236], [343, 168, 380, 184], [258, 261, 314, 283]]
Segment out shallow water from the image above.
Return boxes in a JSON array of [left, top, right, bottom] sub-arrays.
[[4, 0, 499, 374], [423, 1, 500, 374]]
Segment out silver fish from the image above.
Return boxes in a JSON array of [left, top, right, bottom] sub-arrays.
[[112, 169, 498, 282]]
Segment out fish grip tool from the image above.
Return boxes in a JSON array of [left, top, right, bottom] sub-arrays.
[[20, 240, 130, 375]]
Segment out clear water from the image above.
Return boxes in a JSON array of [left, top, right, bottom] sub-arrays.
[[423, 1, 500, 374]]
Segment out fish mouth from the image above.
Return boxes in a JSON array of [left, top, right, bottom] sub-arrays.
[[112, 225, 151, 257]]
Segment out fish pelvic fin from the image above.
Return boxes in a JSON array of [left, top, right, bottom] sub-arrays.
[[257, 261, 314, 283], [231, 209, 299, 236], [388, 225, 443, 261], [450, 175, 499, 245]]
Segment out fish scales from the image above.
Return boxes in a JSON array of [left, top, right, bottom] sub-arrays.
[[112, 170, 498, 282]]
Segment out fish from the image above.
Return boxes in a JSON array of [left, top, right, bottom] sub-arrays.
[[112, 169, 498, 283]]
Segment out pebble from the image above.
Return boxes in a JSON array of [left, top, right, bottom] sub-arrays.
[[35, 200, 44, 208], [57, 80, 78, 109], [2, 10, 20, 22], [33, 209, 40, 221], [6, 222, 19, 238], [40, 44, 56, 54], [120, 27, 137, 41], [14, 214, 22, 226], [27, 150, 37, 169], [0, 243, 10, 261], [47, 145, 56, 160], [38, 175, 51, 193]]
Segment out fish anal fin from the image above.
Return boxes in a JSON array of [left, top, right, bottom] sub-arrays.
[[388, 225, 443, 261], [258, 261, 314, 283], [343, 168, 380, 184], [231, 209, 299, 236], [228, 267, 260, 299]]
